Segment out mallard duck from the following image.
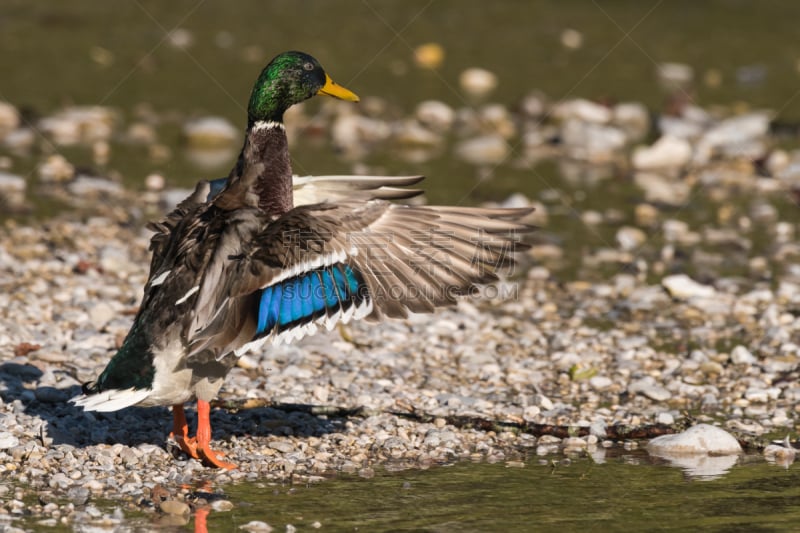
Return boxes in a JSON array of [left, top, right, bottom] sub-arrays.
[[72, 51, 532, 469]]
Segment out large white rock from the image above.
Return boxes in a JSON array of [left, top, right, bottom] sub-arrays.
[[648, 424, 742, 455]]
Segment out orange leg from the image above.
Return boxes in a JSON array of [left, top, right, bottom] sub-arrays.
[[195, 400, 236, 470], [170, 403, 236, 469], [171, 404, 201, 460]]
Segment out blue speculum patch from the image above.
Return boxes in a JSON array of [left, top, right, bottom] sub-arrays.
[[255, 263, 364, 335]]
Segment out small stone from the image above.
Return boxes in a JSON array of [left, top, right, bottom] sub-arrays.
[[145, 173, 165, 191], [766, 149, 790, 176], [37, 154, 75, 182], [459, 68, 498, 99], [589, 376, 613, 390], [211, 500, 234, 512], [662, 274, 716, 299], [415, 101, 454, 132], [183, 117, 239, 147], [0, 433, 19, 449], [39, 106, 116, 145], [392, 120, 442, 147], [629, 379, 671, 402], [694, 112, 770, 164], [67, 175, 124, 197], [0, 172, 26, 193], [455, 135, 509, 165], [126, 122, 157, 144], [563, 437, 587, 450], [634, 172, 691, 207], [4, 128, 35, 152], [764, 443, 797, 465], [613, 102, 650, 141], [67, 486, 90, 506], [561, 120, 626, 163], [744, 388, 780, 403], [632, 135, 692, 170], [168, 28, 194, 49], [635, 203, 659, 227], [83, 479, 104, 492], [560, 28, 583, 50], [160, 500, 190, 516], [267, 441, 294, 453], [657, 412, 675, 425], [615, 226, 647, 251], [520, 91, 547, 118], [88, 302, 116, 330], [413, 43, 445, 70], [0, 101, 20, 138], [554, 99, 612, 124], [730, 345, 757, 365], [657, 62, 694, 89]]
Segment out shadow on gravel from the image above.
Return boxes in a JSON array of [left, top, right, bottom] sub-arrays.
[[0, 362, 341, 450]]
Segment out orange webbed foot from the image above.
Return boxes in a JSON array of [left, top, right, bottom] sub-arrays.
[[171, 402, 237, 469], [197, 443, 236, 470]]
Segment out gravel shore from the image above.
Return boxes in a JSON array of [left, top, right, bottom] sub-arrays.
[[1, 185, 799, 528]]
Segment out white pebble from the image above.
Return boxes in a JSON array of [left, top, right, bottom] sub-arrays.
[[662, 274, 716, 300], [632, 135, 692, 170], [459, 68, 498, 99], [730, 345, 757, 365]]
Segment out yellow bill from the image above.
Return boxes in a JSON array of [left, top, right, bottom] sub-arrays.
[[317, 73, 360, 102]]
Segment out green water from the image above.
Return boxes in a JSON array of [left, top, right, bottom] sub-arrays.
[[191, 456, 800, 531]]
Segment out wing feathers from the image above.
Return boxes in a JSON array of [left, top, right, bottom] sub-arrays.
[[188, 195, 533, 357], [292, 175, 424, 205]]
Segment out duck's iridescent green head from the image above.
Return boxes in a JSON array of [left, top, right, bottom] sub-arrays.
[[247, 51, 359, 125]]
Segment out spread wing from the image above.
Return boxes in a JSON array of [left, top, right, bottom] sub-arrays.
[[186, 200, 533, 358]]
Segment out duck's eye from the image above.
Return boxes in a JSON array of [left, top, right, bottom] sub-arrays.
[[303, 62, 314, 71]]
